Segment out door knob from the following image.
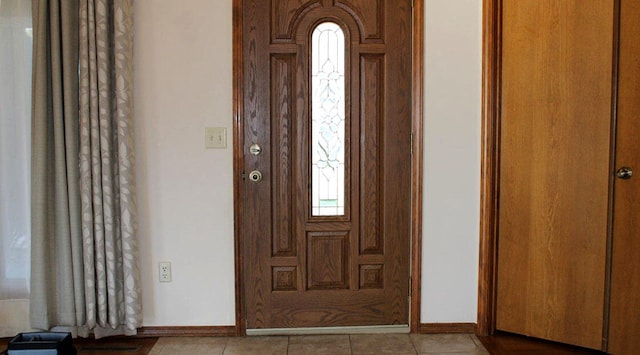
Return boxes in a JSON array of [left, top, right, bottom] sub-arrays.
[[616, 167, 633, 180], [248, 170, 263, 183]]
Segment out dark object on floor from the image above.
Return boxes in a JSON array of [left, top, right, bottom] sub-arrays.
[[2, 336, 157, 355], [8, 332, 76, 355], [478, 331, 606, 354]]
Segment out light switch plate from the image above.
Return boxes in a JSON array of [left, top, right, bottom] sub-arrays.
[[205, 127, 227, 149]]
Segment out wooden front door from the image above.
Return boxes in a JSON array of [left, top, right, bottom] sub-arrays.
[[238, 0, 412, 329]]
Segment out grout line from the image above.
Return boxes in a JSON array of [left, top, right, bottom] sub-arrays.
[[285, 335, 290, 355]]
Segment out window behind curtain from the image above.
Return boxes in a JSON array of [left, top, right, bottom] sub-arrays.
[[0, 0, 32, 300]]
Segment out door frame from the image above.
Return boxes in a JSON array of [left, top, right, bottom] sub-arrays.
[[476, 0, 500, 337], [232, 0, 425, 336]]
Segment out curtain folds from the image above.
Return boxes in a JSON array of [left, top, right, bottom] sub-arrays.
[[78, 0, 141, 333], [30, 0, 84, 330], [30, 0, 141, 337]]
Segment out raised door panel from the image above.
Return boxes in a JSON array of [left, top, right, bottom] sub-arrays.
[[271, 54, 297, 257], [359, 54, 383, 255], [497, 0, 613, 350]]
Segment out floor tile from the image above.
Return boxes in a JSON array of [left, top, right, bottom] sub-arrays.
[[287, 335, 351, 355], [469, 335, 490, 353], [410, 334, 485, 354], [350, 334, 417, 354], [148, 345, 163, 355], [223, 336, 289, 355], [151, 337, 228, 355]]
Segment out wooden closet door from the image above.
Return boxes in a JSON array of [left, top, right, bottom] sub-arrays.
[[609, 0, 640, 353], [496, 0, 614, 350]]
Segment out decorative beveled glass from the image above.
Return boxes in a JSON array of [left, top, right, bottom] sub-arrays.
[[311, 22, 346, 216]]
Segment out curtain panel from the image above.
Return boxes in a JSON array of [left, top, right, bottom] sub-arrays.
[[30, 0, 141, 337], [78, 0, 141, 333], [30, 0, 84, 330]]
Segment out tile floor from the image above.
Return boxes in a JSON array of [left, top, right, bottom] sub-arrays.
[[149, 333, 489, 355]]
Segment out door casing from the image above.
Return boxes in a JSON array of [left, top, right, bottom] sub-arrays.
[[231, 0, 425, 336]]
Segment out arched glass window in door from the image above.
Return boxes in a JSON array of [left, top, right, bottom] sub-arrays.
[[311, 22, 346, 216]]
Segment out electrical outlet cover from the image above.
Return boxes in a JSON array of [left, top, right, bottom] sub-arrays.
[[159, 261, 172, 282]]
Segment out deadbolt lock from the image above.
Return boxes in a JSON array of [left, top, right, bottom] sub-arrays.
[[248, 170, 263, 183], [249, 144, 262, 156]]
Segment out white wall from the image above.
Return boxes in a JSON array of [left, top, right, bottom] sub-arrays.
[[134, 0, 236, 326], [422, 0, 482, 322], [134, 0, 482, 326]]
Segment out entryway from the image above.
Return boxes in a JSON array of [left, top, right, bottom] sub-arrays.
[[233, 0, 420, 333]]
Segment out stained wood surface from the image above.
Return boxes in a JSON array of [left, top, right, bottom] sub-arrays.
[[608, 1, 640, 353], [497, 0, 614, 350], [479, 332, 606, 355], [477, 0, 501, 337], [410, 0, 425, 333], [242, 0, 411, 329]]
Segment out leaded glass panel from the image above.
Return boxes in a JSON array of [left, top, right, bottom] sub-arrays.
[[311, 22, 345, 216]]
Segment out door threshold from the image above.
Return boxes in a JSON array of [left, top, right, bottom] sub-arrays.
[[246, 324, 410, 336]]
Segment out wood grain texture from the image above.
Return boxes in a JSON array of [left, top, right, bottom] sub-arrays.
[[410, 0, 425, 334], [360, 54, 383, 255], [243, 0, 274, 330], [232, 0, 246, 337], [272, 0, 322, 41], [477, 0, 501, 337], [496, 0, 614, 350], [608, 0, 640, 353], [381, 0, 412, 326], [241, 0, 412, 329], [271, 54, 296, 257], [335, 0, 383, 41], [307, 232, 350, 289], [479, 331, 606, 354], [137, 326, 236, 337], [234, 0, 423, 334], [419, 323, 477, 334]]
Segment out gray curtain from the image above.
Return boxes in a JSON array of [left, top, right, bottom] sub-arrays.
[[78, 0, 141, 333], [30, 0, 141, 336], [30, 0, 85, 330]]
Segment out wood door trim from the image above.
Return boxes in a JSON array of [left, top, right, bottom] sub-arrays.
[[410, 0, 424, 334], [232, 0, 424, 335], [232, 0, 246, 337], [137, 326, 236, 337], [477, 0, 501, 337], [419, 323, 477, 334]]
